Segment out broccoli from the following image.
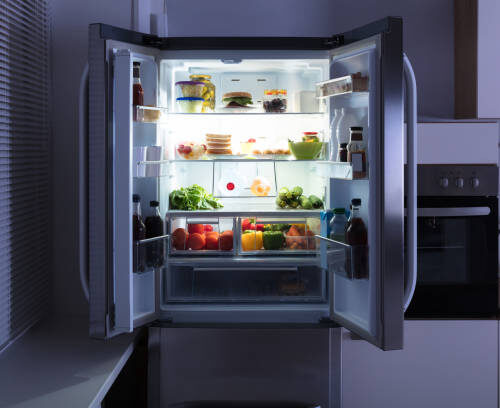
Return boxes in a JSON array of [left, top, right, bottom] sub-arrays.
[[291, 186, 303, 198], [275, 196, 287, 208], [278, 187, 289, 200], [288, 199, 300, 208]]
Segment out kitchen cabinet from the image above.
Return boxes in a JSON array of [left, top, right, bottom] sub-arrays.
[[455, 0, 500, 118], [342, 320, 498, 408]]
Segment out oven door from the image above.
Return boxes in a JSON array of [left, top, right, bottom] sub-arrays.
[[405, 196, 498, 318]]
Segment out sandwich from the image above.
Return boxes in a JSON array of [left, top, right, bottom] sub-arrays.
[[222, 92, 253, 108]]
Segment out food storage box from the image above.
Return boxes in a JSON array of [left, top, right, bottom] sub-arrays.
[[175, 81, 206, 98], [168, 217, 235, 255], [316, 72, 369, 99], [176, 97, 204, 113]]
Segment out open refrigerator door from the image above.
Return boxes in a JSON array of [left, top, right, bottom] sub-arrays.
[[88, 18, 413, 351]]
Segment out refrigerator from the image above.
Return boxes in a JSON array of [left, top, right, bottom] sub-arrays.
[[83, 16, 417, 353]]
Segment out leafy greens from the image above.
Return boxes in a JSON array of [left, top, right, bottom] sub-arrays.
[[169, 184, 223, 211]]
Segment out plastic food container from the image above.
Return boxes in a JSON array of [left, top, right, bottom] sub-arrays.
[[176, 97, 204, 113], [176, 142, 207, 160], [175, 81, 205, 98]]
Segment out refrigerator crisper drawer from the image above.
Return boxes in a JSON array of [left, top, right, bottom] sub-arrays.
[[166, 215, 321, 256], [164, 263, 325, 303]]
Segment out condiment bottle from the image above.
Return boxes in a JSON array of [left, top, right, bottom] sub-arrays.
[[132, 194, 146, 272], [145, 200, 164, 268], [345, 198, 368, 279], [338, 143, 348, 162], [329, 208, 348, 242], [347, 126, 367, 178], [133, 62, 144, 121]]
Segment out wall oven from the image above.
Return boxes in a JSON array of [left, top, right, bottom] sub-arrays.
[[405, 164, 498, 318]]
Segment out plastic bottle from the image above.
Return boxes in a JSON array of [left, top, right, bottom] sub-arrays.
[[336, 108, 358, 160], [329, 208, 348, 242], [328, 108, 341, 161]]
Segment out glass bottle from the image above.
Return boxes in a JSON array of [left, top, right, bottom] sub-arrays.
[[145, 200, 164, 268], [345, 198, 368, 279], [335, 108, 345, 160], [329, 208, 348, 242], [336, 107, 358, 157], [133, 62, 144, 122], [132, 194, 146, 273], [347, 126, 367, 178], [328, 108, 341, 161], [338, 143, 348, 162]]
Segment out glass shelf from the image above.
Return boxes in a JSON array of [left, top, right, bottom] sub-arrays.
[[167, 111, 326, 116]]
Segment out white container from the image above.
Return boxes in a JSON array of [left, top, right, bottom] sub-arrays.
[[133, 146, 147, 177], [146, 145, 163, 177]]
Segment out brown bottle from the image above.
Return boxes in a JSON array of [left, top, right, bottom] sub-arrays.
[[145, 200, 164, 268], [345, 198, 368, 279], [133, 62, 144, 121], [132, 194, 146, 272]]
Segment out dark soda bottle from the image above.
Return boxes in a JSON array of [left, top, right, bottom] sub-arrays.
[[145, 200, 164, 268], [132, 194, 146, 272], [133, 61, 144, 121], [345, 198, 368, 279]]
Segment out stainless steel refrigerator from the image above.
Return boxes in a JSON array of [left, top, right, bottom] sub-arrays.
[[82, 16, 417, 362]]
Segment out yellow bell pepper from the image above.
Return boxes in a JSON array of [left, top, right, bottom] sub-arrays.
[[241, 231, 263, 251]]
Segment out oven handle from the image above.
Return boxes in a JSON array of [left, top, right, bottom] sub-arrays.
[[405, 207, 491, 217], [403, 54, 417, 312]]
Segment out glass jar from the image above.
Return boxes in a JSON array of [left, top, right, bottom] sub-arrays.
[[338, 143, 348, 162], [189, 74, 215, 112], [347, 126, 366, 178]]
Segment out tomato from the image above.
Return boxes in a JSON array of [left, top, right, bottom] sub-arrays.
[[172, 228, 188, 250], [203, 225, 213, 232], [256, 224, 264, 231], [186, 233, 206, 250], [220, 230, 233, 251], [187, 224, 204, 234], [241, 219, 251, 231], [205, 231, 219, 250]]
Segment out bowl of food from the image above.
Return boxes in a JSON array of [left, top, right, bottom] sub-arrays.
[[176, 97, 204, 113], [176, 142, 207, 160], [288, 141, 324, 160], [175, 81, 206, 98]]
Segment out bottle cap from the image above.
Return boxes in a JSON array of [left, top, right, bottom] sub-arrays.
[[150, 200, 160, 207], [340, 143, 348, 148], [350, 126, 363, 131], [133, 61, 141, 67], [351, 198, 361, 206], [333, 208, 345, 214], [132, 194, 140, 202]]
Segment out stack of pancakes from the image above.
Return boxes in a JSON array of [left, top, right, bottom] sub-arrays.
[[206, 134, 232, 155]]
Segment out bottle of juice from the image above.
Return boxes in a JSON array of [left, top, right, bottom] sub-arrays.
[[145, 200, 164, 268], [132, 194, 146, 272]]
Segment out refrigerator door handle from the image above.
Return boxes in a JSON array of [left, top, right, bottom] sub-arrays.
[[79, 62, 90, 302], [403, 53, 417, 311]]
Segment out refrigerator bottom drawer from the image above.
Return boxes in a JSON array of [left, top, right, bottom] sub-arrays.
[[163, 264, 325, 303]]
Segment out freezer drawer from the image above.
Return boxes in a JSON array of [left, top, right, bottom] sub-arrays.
[[164, 263, 325, 304]]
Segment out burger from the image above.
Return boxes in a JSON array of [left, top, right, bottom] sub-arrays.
[[222, 91, 253, 108]]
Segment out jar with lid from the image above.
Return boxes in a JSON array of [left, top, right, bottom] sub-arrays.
[[338, 143, 348, 162], [347, 126, 366, 178], [263, 89, 286, 113], [189, 74, 215, 112]]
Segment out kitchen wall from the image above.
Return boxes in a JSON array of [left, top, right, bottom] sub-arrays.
[[50, 0, 455, 319]]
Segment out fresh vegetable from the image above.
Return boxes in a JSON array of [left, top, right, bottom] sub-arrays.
[[241, 218, 256, 231], [278, 187, 289, 201], [276, 196, 287, 208], [169, 184, 223, 211], [291, 186, 303, 198], [241, 230, 263, 251], [172, 228, 188, 250], [309, 194, 324, 209], [286, 226, 308, 250], [306, 230, 317, 249], [205, 231, 219, 250], [299, 196, 313, 209], [288, 199, 299, 209], [263, 223, 290, 232], [220, 230, 233, 251], [256, 224, 264, 231], [204, 225, 214, 232], [187, 224, 204, 234], [262, 231, 285, 250], [186, 233, 205, 250]]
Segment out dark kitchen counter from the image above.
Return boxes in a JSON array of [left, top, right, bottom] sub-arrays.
[[0, 317, 139, 408]]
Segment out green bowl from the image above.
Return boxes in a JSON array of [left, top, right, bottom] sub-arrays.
[[288, 141, 324, 160]]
